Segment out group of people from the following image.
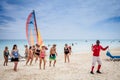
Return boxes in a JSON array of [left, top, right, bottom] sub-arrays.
[[3, 40, 109, 74], [3, 44, 20, 71], [3, 43, 72, 71]]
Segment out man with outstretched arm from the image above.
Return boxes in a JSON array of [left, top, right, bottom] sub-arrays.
[[90, 40, 109, 74]]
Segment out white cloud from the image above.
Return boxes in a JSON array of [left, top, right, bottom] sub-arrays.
[[0, 0, 120, 39]]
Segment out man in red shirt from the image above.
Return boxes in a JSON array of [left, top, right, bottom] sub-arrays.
[[90, 40, 109, 74]]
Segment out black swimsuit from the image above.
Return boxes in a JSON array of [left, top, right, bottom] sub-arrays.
[[35, 49, 40, 56], [64, 48, 69, 54], [4, 51, 9, 57]]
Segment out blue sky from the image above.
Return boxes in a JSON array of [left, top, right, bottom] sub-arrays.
[[0, 0, 120, 39]]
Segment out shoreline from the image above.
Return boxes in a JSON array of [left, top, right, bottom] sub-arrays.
[[0, 39, 120, 59]]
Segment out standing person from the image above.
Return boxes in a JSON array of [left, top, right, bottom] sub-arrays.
[[26, 46, 34, 65], [32, 45, 36, 57], [64, 44, 71, 63], [68, 46, 72, 55], [11, 44, 20, 71], [49, 44, 57, 67], [35, 44, 40, 63], [24, 45, 29, 59], [3, 46, 9, 66], [39, 46, 46, 69], [90, 40, 109, 74]]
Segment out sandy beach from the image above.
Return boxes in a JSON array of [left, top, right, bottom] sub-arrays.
[[0, 47, 120, 80], [0, 0, 120, 79]]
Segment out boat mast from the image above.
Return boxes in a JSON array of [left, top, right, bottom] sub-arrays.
[[33, 10, 39, 44]]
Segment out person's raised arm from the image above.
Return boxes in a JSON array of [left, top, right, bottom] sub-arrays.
[[100, 46, 109, 51], [91, 44, 94, 51]]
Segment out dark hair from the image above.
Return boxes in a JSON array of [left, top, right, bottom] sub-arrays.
[[36, 44, 40, 47], [12, 44, 17, 50], [65, 44, 68, 46], [96, 40, 100, 43], [53, 44, 56, 47], [24, 45, 28, 48], [5, 46, 8, 50], [33, 45, 35, 47], [29, 46, 32, 49], [41, 45, 45, 48]]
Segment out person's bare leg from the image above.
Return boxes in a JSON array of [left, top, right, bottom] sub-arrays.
[[67, 55, 70, 63], [3, 57, 6, 66], [14, 62, 15, 71], [49, 61, 51, 67], [26, 58, 30, 65], [30, 58, 33, 65], [3, 60, 5, 66], [53, 60, 56, 67], [43, 58, 46, 69], [35, 56, 38, 63], [39, 58, 42, 69], [15, 62, 18, 71], [6, 58, 8, 66], [14, 62, 18, 71], [64, 54, 66, 63]]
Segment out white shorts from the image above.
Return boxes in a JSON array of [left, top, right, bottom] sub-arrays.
[[92, 56, 102, 66]]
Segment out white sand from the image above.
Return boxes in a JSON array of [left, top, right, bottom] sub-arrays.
[[0, 48, 120, 80]]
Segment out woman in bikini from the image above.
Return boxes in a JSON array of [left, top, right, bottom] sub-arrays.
[[39, 46, 46, 69], [24, 45, 29, 59], [3, 46, 9, 66], [32, 45, 36, 57], [26, 46, 34, 65], [64, 44, 71, 63], [35, 44, 40, 63]]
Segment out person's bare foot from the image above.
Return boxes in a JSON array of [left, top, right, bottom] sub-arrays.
[[40, 67, 41, 69], [43, 67, 45, 70], [14, 69, 17, 72], [53, 64, 55, 67]]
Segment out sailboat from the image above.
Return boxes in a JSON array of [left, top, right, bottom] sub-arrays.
[[26, 10, 43, 46]]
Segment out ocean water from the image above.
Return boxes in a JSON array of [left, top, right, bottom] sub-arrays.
[[0, 39, 120, 59]]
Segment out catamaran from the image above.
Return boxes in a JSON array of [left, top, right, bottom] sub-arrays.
[[26, 10, 43, 46]]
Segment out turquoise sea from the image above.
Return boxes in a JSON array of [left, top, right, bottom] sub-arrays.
[[0, 39, 120, 59]]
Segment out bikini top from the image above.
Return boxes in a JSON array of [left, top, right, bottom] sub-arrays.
[[36, 49, 40, 53]]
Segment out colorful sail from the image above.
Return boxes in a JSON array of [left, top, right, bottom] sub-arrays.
[[30, 30, 34, 46], [26, 10, 43, 46], [38, 29, 43, 45]]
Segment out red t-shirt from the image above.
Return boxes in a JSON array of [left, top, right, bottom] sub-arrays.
[[92, 45, 107, 56]]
